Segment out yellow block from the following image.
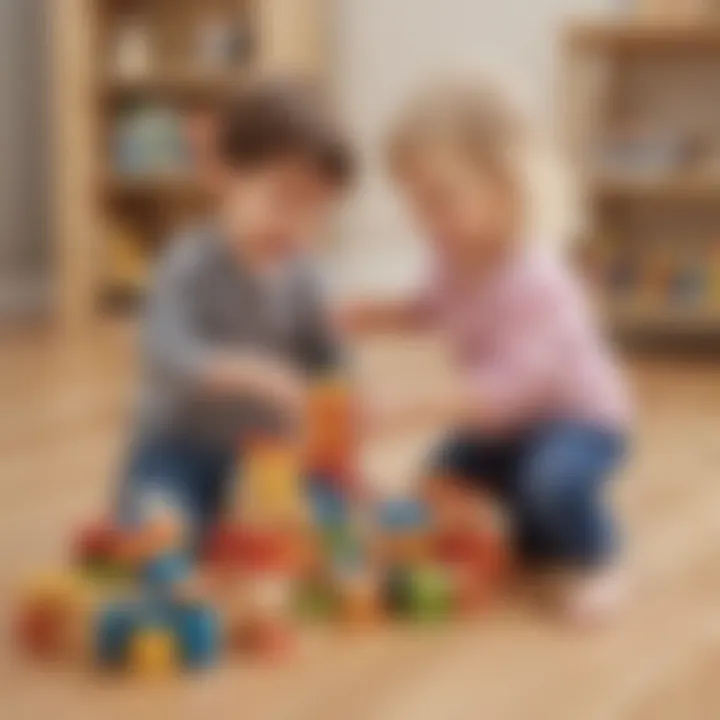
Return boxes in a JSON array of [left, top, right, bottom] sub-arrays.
[[128, 629, 178, 677], [241, 440, 308, 526]]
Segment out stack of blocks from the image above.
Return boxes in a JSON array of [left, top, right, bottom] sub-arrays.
[[14, 376, 509, 676]]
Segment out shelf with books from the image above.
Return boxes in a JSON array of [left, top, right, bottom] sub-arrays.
[[53, 0, 327, 326], [564, 16, 720, 340]]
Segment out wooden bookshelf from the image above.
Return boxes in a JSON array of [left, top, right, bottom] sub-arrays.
[[566, 20, 720, 52], [563, 19, 720, 341], [592, 175, 720, 201], [52, 0, 328, 328], [101, 69, 253, 99]]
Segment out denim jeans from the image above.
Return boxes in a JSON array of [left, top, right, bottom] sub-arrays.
[[430, 420, 627, 568], [116, 435, 345, 542], [116, 436, 235, 541]]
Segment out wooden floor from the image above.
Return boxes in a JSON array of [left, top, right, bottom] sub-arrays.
[[1, 322, 720, 720]]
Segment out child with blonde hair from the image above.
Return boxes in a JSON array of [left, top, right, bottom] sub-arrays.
[[346, 79, 630, 623]]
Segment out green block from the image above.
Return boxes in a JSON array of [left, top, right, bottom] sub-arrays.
[[322, 526, 364, 569], [82, 559, 134, 587], [385, 565, 452, 622], [295, 579, 337, 622]]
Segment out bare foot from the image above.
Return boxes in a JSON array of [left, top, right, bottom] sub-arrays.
[[561, 565, 627, 627]]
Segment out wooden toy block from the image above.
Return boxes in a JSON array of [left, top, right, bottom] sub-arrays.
[[95, 600, 138, 669], [335, 569, 382, 627], [375, 499, 433, 565], [308, 482, 348, 529], [74, 521, 118, 563], [306, 377, 356, 480], [295, 576, 337, 622], [16, 603, 66, 659], [16, 569, 98, 662], [171, 603, 220, 669], [205, 525, 299, 574], [385, 565, 453, 622], [322, 524, 365, 569], [239, 436, 309, 527], [128, 626, 179, 676]]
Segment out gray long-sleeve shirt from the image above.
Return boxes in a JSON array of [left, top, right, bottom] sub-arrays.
[[135, 226, 340, 448]]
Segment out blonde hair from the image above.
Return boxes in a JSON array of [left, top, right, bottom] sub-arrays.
[[387, 78, 525, 180], [386, 76, 580, 249]]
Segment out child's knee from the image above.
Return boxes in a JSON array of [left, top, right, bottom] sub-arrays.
[[517, 467, 586, 525]]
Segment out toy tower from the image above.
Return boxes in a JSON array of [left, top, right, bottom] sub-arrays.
[[306, 375, 356, 486], [235, 435, 310, 529]]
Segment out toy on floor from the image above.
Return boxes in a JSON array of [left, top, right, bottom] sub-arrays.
[[96, 596, 220, 674], [306, 375, 357, 486], [14, 374, 510, 676], [15, 570, 97, 663]]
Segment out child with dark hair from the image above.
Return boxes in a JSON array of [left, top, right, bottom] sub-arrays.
[[118, 79, 355, 538]]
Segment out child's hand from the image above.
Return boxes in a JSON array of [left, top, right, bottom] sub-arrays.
[[335, 298, 427, 336], [362, 382, 489, 438], [334, 301, 377, 336], [206, 352, 307, 417], [361, 391, 425, 437]]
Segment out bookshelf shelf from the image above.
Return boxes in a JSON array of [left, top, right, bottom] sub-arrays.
[[592, 175, 720, 201], [564, 18, 720, 341], [566, 21, 720, 52], [101, 70, 252, 100], [104, 172, 209, 198], [53, 0, 327, 327]]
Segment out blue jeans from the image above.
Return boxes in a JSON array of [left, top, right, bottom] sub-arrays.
[[116, 437, 235, 541], [116, 436, 347, 542], [430, 421, 627, 568]]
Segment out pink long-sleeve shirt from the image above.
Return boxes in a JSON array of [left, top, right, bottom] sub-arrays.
[[425, 248, 630, 432]]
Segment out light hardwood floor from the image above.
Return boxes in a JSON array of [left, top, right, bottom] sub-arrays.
[[1, 322, 719, 720]]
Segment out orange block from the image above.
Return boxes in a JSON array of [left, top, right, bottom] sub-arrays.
[[306, 378, 356, 479]]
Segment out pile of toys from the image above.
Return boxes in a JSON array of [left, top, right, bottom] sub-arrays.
[[14, 378, 508, 677]]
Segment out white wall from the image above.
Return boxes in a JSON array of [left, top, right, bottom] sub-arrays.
[[331, 0, 611, 295]]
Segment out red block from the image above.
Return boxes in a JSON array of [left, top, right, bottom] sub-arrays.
[[205, 526, 296, 573], [15, 604, 65, 659], [73, 521, 120, 564], [435, 528, 509, 585]]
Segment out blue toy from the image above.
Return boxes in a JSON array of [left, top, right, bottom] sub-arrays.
[[95, 597, 220, 672], [308, 481, 348, 529], [171, 602, 220, 669], [376, 498, 431, 533], [95, 600, 138, 668]]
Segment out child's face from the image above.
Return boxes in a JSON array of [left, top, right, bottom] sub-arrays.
[[220, 160, 338, 266], [395, 149, 519, 261]]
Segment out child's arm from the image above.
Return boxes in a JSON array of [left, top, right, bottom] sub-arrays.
[[142, 241, 305, 415], [364, 376, 490, 438], [340, 296, 431, 336], [367, 265, 601, 435]]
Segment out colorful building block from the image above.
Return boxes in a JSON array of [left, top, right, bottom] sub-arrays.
[[375, 499, 432, 564], [335, 567, 382, 626], [95, 600, 138, 668], [306, 377, 356, 482], [16, 569, 97, 662], [385, 565, 453, 622], [128, 626, 179, 676], [237, 436, 309, 527], [295, 576, 337, 622], [171, 603, 220, 669]]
